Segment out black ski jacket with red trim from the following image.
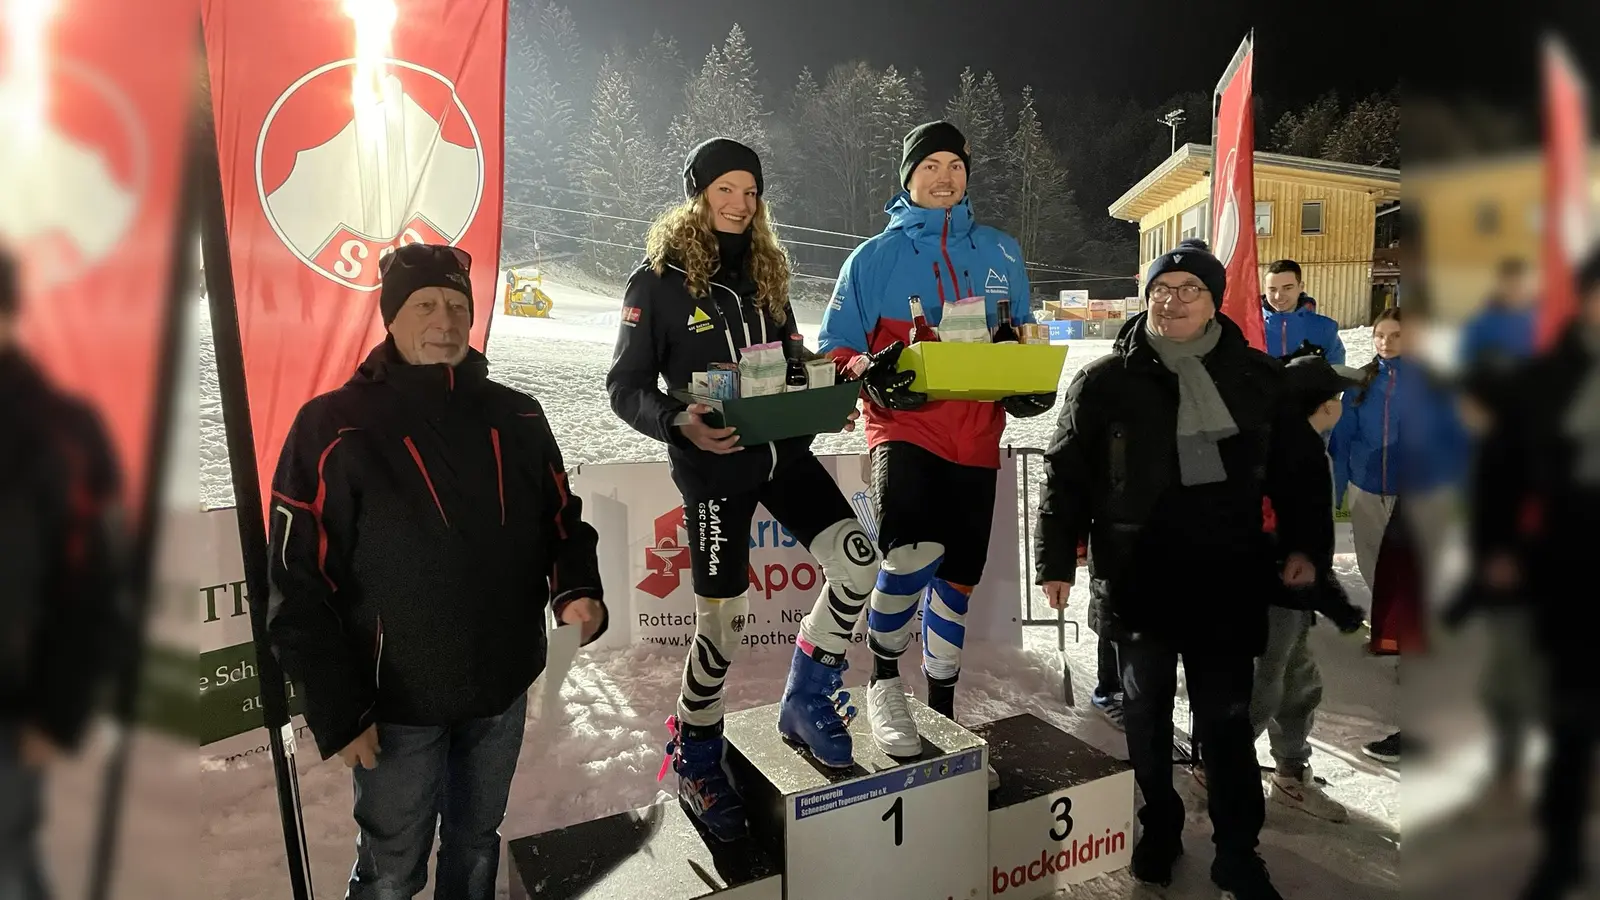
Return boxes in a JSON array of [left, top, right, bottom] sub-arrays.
[[266, 338, 605, 759]]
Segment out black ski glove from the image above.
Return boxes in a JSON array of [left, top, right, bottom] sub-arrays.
[[857, 341, 927, 412], [1001, 392, 1057, 418]]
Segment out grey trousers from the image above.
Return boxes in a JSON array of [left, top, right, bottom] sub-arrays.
[[1249, 607, 1321, 770]]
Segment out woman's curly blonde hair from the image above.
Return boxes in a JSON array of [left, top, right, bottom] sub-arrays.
[[646, 194, 791, 326]]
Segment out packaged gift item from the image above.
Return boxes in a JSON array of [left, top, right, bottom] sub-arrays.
[[804, 358, 836, 388], [690, 371, 710, 396], [708, 363, 740, 400], [738, 341, 788, 397], [937, 295, 992, 343]]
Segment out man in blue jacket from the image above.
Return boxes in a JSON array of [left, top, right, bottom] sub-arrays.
[[1457, 257, 1536, 370], [1263, 259, 1345, 363], [820, 121, 1053, 780]]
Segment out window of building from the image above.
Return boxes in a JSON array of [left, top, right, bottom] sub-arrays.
[[1476, 201, 1500, 235], [1300, 201, 1324, 235], [1142, 224, 1167, 263], [1179, 202, 1206, 241], [1255, 201, 1273, 236]]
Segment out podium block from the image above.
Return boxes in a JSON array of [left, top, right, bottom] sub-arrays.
[[507, 798, 782, 900], [724, 697, 989, 900], [973, 714, 1134, 898]]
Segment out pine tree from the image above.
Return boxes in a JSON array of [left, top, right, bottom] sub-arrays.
[[943, 68, 1011, 220], [802, 62, 883, 235], [501, 1, 588, 259], [573, 63, 662, 276], [1270, 92, 1341, 159], [667, 24, 778, 205], [1321, 91, 1400, 167], [875, 66, 921, 201], [631, 31, 686, 143], [1007, 86, 1077, 261]]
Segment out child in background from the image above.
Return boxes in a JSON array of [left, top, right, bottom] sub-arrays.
[[1247, 354, 1368, 822]]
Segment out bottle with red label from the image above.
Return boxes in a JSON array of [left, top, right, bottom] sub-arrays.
[[908, 295, 940, 343]]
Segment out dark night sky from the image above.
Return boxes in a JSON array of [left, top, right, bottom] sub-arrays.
[[568, 0, 1399, 110]]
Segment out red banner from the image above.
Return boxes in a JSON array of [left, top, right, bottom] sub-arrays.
[[1539, 34, 1589, 351], [202, 0, 506, 517], [4, 0, 196, 511], [1210, 34, 1264, 352]]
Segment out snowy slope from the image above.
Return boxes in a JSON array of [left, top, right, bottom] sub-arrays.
[[194, 280, 1401, 899]]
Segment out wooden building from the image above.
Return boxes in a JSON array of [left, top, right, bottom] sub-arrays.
[[1108, 143, 1402, 328], [1406, 149, 1600, 321]]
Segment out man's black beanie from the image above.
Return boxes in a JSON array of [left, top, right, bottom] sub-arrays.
[[900, 121, 972, 189], [1144, 238, 1227, 308], [684, 137, 764, 199], [378, 243, 474, 326]]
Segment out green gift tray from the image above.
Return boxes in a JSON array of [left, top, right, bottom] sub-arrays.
[[670, 380, 862, 446], [898, 341, 1069, 401]]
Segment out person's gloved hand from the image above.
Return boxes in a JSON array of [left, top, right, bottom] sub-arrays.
[[856, 341, 927, 411], [1001, 392, 1056, 418]]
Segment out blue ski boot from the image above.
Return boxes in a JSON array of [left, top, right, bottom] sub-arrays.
[[660, 716, 748, 842], [777, 645, 857, 769]]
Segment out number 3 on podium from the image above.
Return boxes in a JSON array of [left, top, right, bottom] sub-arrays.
[[1050, 796, 1074, 841], [882, 796, 904, 846]]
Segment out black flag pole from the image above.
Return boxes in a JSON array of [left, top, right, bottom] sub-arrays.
[[196, 48, 316, 900], [82, 40, 204, 900]]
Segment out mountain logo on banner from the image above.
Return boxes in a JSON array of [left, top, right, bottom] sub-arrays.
[[638, 506, 689, 599], [0, 57, 145, 289], [254, 58, 486, 292]]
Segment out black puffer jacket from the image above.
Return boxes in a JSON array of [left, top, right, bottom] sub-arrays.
[[1032, 314, 1325, 655], [266, 339, 605, 759], [607, 256, 813, 502], [0, 351, 122, 750], [1472, 325, 1600, 652]]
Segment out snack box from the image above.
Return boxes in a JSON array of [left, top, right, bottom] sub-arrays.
[[670, 380, 862, 447], [896, 341, 1068, 401]]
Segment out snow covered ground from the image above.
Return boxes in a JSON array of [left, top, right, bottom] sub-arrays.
[[186, 279, 1427, 899]]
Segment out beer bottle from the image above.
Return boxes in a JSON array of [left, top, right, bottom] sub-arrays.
[[992, 298, 1019, 344]]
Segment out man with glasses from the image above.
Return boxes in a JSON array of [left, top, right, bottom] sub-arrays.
[[266, 243, 608, 900], [1034, 239, 1324, 899]]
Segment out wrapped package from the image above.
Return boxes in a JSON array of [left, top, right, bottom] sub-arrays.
[[738, 341, 787, 397], [804, 358, 836, 388], [708, 363, 739, 400], [938, 296, 991, 343]]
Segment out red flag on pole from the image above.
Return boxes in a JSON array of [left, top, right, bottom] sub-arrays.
[[4, 0, 196, 513], [202, 0, 507, 519], [1211, 33, 1264, 352], [1538, 33, 1590, 351]]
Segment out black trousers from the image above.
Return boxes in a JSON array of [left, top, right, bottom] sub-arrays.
[[1096, 631, 1121, 698], [1534, 646, 1597, 876], [685, 452, 856, 599], [1120, 634, 1263, 859]]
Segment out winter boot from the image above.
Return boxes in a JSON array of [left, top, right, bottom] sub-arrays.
[[661, 716, 747, 842], [1211, 853, 1284, 900], [867, 676, 922, 757], [1130, 831, 1183, 886], [777, 646, 857, 769]]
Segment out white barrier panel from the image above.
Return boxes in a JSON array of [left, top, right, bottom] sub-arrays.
[[197, 452, 1023, 745], [572, 452, 1023, 653]]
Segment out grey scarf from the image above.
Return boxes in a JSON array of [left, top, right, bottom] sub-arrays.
[[1145, 318, 1238, 485], [1563, 327, 1600, 485]]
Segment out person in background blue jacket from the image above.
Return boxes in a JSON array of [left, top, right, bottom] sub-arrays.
[[1263, 259, 1346, 363], [1330, 307, 1468, 586], [1457, 257, 1536, 370]]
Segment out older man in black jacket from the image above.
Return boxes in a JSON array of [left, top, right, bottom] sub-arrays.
[[1033, 239, 1325, 900], [0, 247, 123, 900], [267, 243, 606, 900]]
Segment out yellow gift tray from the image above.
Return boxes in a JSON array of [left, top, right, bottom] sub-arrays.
[[897, 341, 1069, 401]]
